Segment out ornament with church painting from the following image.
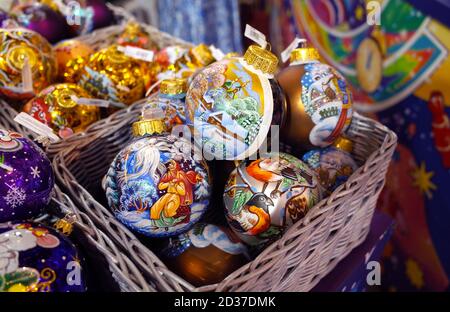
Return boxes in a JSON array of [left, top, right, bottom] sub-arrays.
[[105, 107, 211, 237], [0, 221, 86, 292], [223, 152, 322, 246], [0, 129, 54, 223]]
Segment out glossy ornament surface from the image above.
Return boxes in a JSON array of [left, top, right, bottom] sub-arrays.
[[23, 83, 100, 139], [105, 108, 211, 237], [277, 45, 353, 149], [0, 129, 54, 223], [54, 39, 94, 80], [79, 45, 145, 106], [303, 137, 358, 194], [0, 221, 86, 292], [0, 9, 9, 27], [0, 28, 57, 100], [12, 3, 72, 44], [160, 223, 249, 286], [117, 22, 157, 50], [223, 152, 321, 246], [186, 45, 283, 160]]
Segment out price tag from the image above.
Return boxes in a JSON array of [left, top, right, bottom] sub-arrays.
[[21, 57, 33, 93], [281, 38, 307, 63], [116, 84, 130, 92], [14, 113, 60, 143], [71, 96, 110, 108], [118, 45, 155, 62], [209, 45, 226, 61], [244, 24, 267, 49]]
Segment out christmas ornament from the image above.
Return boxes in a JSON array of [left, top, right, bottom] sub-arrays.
[[143, 78, 188, 130], [0, 28, 57, 100], [117, 21, 158, 50], [0, 9, 10, 27], [174, 44, 215, 78], [160, 223, 249, 286], [23, 83, 100, 139], [303, 137, 358, 194], [277, 41, 353, 150], [0, 129, 54, 223], [11, 3, 72, 44], [223, 152, 321, 246], [83, 0, 114, 30], [105, 107, 211, 237], [0, 221, 86, 292], [186, 44, 286, 160], [54, 39, 94, 80], [79, 45, 146, 106]]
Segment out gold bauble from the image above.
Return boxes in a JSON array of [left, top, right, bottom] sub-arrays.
[[0, 28, 57, 100], [117, 21, 158, 50], [78, 45, 146, 106], [54, 39, 94, 80], [23, 83, 100, 138]]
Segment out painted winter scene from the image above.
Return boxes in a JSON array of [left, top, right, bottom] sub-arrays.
[[105, 135, 210, 237], [186, 59, 272, 160]]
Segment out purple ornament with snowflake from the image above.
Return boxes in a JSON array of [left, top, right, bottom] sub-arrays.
[[0, 129, 54, 222]]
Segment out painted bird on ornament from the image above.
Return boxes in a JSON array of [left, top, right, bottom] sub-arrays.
[[246, 158, 314, 198], [228, 193, 273, 236], [428, 91, 450, 168]]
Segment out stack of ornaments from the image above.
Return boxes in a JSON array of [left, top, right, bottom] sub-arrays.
[[104, 26, 359, 287]]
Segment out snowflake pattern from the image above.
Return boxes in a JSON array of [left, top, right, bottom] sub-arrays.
[[30, 166, 41, 179], [3, 184, 27, 209]]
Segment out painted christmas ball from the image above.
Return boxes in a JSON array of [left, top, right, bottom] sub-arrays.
[[0, 129, 54, 223], [79, 45, 146, 106], [23, 83, 100, 139], [303, 137, 358, 194], [54, 39, 94, 79], [12, 3, 72, 44], [0, 28, 57, 100], [160, 223, 250, 286], [105, 133, 211, 237], [185, 45, 284, 160], [0, 221, 86, 292], [223, 152, 322, 246]]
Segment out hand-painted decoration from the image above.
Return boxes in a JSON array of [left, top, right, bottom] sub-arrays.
[[160, 223, 250, 286], [223, 152, 321, 246], [0, 221, 86, 292], [0, 129, 54, 223]]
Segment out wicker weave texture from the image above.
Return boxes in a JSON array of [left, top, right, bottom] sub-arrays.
[[52, 101, 397, 292]]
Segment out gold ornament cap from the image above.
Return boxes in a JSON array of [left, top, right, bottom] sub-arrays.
[[189, 44, 215, 67], [132, 107, 167, 137], [290, 47, 320, 63], [243, 45, 279, 75], [333, 136, 353, 153], [160, 78, 188, 95]]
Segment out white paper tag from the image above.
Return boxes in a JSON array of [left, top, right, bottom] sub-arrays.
[[0, 0, 13, 11], [14, 113, 60, 143], [244, 24, 267, 49], [281, 38, 307, 63], [21, 57, 33, 93], [0, 163, 13, 172], [209, 45, 226, 61], [116, 84, 131, 92], [71, 96, 110, 108], [118, 45, 154, 62]]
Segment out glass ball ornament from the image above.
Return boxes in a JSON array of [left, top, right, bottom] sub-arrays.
[[105, 107, 211, 237], [78, 45, 146, 106], [23, 83, 100, 139], [303, 137, 358, 195], [277, 42, 353, 150], [160, 223, 250, 286], [0, 28, 57, 100], [223, 152, 322, 246], [0, 129, 54, 223], [0, 221, 86, 292], [185, 44, 286, 160], [54, 39, 94, 80]]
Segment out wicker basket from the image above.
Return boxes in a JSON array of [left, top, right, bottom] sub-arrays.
[[0, 7, 192, 159], [52, 103, 398, 292]]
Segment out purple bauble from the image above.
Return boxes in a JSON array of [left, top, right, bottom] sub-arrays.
[[0, 129, 54, 223], [0, 221, 86, 292], [0, 9, 9, 28], [87, 0, 114, 30], [13, 3, 72, 44]]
